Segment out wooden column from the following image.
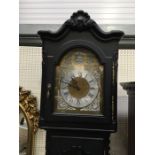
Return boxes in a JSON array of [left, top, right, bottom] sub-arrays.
[[121, 82, 135, 155]]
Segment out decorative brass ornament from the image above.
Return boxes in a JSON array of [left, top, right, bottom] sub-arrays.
[[19, 87, 39, 155]]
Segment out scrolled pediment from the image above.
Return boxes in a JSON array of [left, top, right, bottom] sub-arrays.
[[65, 10, 95, 32]]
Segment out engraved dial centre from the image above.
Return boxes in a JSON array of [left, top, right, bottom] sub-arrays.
[[68, 77, 89, 99]]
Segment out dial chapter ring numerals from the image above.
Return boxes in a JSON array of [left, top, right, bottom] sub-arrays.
[[60, 70, 99, 108]]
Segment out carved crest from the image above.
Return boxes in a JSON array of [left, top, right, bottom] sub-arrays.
[[65, 10, 95, 31], [38, 10, 124, 41]]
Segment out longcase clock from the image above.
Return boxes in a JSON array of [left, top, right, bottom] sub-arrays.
[[38, 10, 124, 155]]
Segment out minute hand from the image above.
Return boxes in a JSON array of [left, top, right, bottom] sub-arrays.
[[69, 82, 80, 90], [62, 80, 80, 90], [71, 78, 80, 90]]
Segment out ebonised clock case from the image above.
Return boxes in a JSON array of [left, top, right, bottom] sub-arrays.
[[38, 10, 124, 132]]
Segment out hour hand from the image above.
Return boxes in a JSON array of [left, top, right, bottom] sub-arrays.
[[62, 79, 80, 90], [61, 79, 73, 86], [69, 82, 80, 90], [71, 79, 80, 90], [73, 84, 80, 90]]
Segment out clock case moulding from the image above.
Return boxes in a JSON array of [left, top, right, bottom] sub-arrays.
[[38, 10, 124, 133]]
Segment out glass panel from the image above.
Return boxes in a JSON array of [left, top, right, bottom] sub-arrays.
[[54, 48, 104, 115]]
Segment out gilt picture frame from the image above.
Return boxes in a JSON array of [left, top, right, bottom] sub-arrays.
[[19, 87, 39, 155]]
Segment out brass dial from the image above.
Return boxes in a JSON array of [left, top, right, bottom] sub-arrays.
[[68, 77, 89, 99], [60, 70, 99, 108], [54, 48, 104, 114]]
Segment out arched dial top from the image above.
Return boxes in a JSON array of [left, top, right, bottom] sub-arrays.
[[54, 48, 104, 115]]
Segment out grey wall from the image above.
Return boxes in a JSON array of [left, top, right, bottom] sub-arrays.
[[19, 0, 134, 24], [19, 0, 135, 35]]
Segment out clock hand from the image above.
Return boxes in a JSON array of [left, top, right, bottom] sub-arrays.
[[62, 80, 80, 90], [72, 80, 80, 90], [71, 78, 81, 90], [70, 83, 80, 90], [74, 84, 80, 91]]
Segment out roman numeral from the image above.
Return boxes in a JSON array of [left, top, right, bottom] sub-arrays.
[[64, 91, 69, 96], [77, 100, 80, 104], [84, 98, 89, 103], [61, 79, 69, 84], [68, 97, 73, 103], [88, 92, 94, 98], [90, 87, 95, 90], [88, 80, 94, 83], [62, 86, 68, 89], [78, 72, 82, 77]]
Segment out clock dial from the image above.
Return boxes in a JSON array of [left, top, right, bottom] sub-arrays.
[[60, 70, 99, 108], [54, 48, 104, 114]]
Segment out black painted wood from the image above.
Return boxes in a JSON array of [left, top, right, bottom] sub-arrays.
[[121, 82, 135, 155], [46, 129, 110, 155], [39, 10, 124, 155], [19, 34, 135, 49]]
